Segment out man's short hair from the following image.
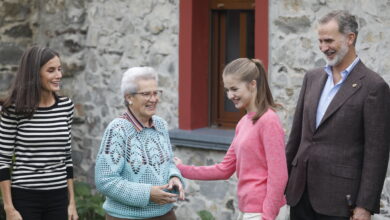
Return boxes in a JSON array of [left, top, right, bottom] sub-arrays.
[[319, 10, 359, 45]]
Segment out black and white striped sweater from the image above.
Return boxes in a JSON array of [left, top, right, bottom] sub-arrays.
[[0, 96, 74, 190]]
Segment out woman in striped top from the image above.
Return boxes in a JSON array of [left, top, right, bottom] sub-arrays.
[[0, 47, 78, 220]]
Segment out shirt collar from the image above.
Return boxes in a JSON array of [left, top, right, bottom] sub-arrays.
[[121, 108, 156, 132], [324, 57, 360, 80]]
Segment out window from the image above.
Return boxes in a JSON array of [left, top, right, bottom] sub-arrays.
[[210, 0, 255, 128], [178, 0, 268, 131]]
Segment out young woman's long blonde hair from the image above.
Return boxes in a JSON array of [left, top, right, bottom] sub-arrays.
[[223, 58, 279, 123]]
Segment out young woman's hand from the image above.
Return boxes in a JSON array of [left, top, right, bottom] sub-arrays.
[[67, 203, 79, 220], [5, 207, 22, 220], [173, 157, 182, 165]]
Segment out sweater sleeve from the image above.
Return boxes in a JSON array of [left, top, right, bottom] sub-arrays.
[[0, 110, 17, 181], [260, 115, 288, 220], [65, 99, 74, 179], [95, 121, 152, 208], [177, 144, 237, 180]]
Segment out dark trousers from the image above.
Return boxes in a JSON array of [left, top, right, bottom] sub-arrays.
[[106, 210, 176, 220], [12, 187, 68, 220], [290, 187, 349, 220]]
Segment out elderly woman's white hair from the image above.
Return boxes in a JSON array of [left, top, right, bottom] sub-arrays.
[[120, 67, 159, 101]]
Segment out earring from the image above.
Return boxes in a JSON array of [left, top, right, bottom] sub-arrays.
[[129, 101, 133, 105]]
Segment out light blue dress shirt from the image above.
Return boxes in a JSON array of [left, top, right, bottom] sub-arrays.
[[316, 57, 360, 128]]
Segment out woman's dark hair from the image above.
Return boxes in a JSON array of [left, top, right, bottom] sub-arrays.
[[223, 58, 280, 123], [2, 46, 59, 118]]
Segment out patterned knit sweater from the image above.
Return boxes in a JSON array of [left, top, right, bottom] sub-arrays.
[[95, 114, 184, 219]]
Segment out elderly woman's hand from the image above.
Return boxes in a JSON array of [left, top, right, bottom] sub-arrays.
[[150, 184, 178, 205], [168, 177, 185, 201], [173, 157, 182, 166]]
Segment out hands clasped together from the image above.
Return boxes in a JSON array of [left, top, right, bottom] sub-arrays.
[[150, 176, 185, 205]]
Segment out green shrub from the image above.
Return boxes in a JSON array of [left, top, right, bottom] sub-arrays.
[[197, 210, 215, 220], [74, 181, 105, 220]]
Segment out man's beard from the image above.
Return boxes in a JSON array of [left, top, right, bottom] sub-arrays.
[[325, 41, 349, 67]]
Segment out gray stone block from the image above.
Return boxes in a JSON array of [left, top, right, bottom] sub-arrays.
[[0, 43, 24, 65], [4, 23, 32, 38], [0, 72, 15, 91]]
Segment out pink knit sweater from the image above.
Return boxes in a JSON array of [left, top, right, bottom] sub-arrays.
[[177, 109, 288, 220]]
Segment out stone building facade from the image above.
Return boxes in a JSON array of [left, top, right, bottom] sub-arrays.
[[0, 0, 389, 219]]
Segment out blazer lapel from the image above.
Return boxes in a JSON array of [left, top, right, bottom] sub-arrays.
[[317, 62, 366, 128], [308, 69, 328, 133]]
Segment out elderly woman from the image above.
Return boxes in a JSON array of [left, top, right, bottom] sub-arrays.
[[95, 67, 185, 220]]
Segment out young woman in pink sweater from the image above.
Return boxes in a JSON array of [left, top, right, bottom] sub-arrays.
[[174, 58, 288, 220]]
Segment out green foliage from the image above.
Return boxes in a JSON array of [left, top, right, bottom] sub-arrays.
[[197, 210, 215, 220], [74, 181, 105, 220]]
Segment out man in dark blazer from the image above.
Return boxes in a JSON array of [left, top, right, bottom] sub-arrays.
[[286, 10, 390, 220]]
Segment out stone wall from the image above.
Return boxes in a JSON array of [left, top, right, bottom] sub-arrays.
[[0, 0, 35, 98], [1, 0, 390, 219], [21, 0, 180, 185]]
